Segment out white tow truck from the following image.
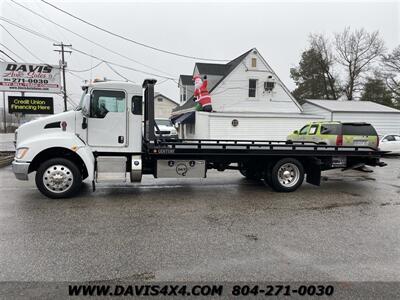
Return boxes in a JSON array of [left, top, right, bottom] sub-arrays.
[[12, 79, 386, 198]]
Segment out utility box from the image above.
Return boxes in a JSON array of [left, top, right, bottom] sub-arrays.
[[156, 160, 206, 178]]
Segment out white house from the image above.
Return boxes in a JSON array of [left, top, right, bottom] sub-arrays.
[[172, 48, 322, 140], [302, 100, 400, 135]]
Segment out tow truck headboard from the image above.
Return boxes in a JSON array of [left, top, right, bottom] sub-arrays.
[[142, 79, 157, 142]]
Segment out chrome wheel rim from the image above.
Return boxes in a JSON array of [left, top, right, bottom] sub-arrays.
[[277, 163, 300, 187], [43, 165, 73, 193]]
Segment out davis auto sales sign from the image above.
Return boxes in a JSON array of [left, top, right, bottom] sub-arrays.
[[0, 62, 61, 93]]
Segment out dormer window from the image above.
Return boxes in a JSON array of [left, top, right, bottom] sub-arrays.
[[251, 58, 257, 68]]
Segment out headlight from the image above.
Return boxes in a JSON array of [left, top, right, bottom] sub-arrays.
[[15, 147, 29, 159]]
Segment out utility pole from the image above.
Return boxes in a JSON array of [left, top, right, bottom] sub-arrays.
[[2, 92, 6, 133], [53, 43, 72, 112]]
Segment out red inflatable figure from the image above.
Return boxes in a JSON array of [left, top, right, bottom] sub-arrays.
[[193, 74, 213, 112]]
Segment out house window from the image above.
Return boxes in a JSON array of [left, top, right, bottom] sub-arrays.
[[248, 79, 257, 98], [183, 87, 187, 102], [157, 97, 163, 102], [251, 58, 257, 68]]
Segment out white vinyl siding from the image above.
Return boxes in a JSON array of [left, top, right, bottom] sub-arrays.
[[302, 102, 400, 136], [192, 112, 323, 140], [332, 112, 400, 136], [302, 103, 332, 120], [211, 51, 301, 113]]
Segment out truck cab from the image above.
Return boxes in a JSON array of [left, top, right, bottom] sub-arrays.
[[13, 79, 145, 198]]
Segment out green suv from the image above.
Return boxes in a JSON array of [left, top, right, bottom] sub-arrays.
[[287, 121, 379, 149]]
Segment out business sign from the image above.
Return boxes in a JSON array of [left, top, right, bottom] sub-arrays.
[[8, 96, 54, 114], [0, 62, 61, 93]]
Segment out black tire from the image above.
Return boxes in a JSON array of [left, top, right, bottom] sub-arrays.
[[270, 158, 304, 192], [263, 161, 274, 187], [239, 167, 262, 180], [35, 158, 82, 199]]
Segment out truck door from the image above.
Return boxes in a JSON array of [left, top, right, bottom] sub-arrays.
[[87, 89, 127, 147]]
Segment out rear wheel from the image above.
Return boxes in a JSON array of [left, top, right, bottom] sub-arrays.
[[269, 158, 304, 192], [239, 164, 262, 180], [35, 158, 82, 199], [263, 161, 274, 187]]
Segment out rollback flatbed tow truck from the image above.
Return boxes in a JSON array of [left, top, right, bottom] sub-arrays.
[[12, 79, 387, 198]]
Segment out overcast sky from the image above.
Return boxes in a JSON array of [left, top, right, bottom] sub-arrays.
[[1, 0, 399, 111]]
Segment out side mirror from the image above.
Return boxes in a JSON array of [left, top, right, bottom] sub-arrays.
[[293, 130, 299, 135], [82, 94, 91, 117]]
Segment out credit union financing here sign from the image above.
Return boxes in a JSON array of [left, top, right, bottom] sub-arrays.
[[0, 62, 61, 93], [8, 96, 54, 114]]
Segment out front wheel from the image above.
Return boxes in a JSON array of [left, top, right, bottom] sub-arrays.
[[35, 158, 82, 199], [269, 158, 304, 192]]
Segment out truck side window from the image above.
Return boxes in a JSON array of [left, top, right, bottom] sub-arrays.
[[321, 124, 341, 135], [91, 90, 125, 118], [309, 125, 318, 135], [299, 125, 309, 135], [132, 95, 142, 115]]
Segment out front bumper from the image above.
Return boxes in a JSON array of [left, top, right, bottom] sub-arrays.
[[12, 160, 30, 181]]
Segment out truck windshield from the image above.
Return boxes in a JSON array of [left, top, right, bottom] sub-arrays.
[[75, 89, 88, 111]]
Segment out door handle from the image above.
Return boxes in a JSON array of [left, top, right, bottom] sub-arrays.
[[118, 136, 124, 143]]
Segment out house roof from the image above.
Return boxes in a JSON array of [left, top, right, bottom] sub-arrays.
[[195, 63, 230, 76], [173, 49, 253, 113], [304, 99, 400, 113], [179, 75, 194, 86], [154, 92, 178, 105]]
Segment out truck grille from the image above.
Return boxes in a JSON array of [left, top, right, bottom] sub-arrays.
[[156, 131, 171, 135]]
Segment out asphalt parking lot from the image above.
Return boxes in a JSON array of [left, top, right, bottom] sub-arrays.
[[0, 157, 399, 283]]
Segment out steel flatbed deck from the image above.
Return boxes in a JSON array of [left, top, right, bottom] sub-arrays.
[[146, 138, 385, 158]]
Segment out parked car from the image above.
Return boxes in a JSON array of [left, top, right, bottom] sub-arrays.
[[379, 134, 400, 154], [155, 118, 178, 138], [287, 121, 379, 149]]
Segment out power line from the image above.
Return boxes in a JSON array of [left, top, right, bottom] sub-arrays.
[[40, 0, 228, 62], [0, 42, 24, 61], [0, 24, 44, 62], [67, 70, 86, 81], [71, 47, 176, 80], [11, 0, 175, 77], [0, 16, 55, 42], [0, 16, 178, 81], [105, 62, 135, 83], [67, 61, 104, 73], [0, 50, 16, 62]]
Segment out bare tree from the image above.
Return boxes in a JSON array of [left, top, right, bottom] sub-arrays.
[[334, 27, 385, 100], [382, 45, 400, 98], [309, 33, 338, 99]]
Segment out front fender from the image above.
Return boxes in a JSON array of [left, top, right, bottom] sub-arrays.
[[18, 132, 95, 181], [76, 146, 95, 181]]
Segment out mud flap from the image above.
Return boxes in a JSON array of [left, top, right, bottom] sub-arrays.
[[306, 166, 321, 186]]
